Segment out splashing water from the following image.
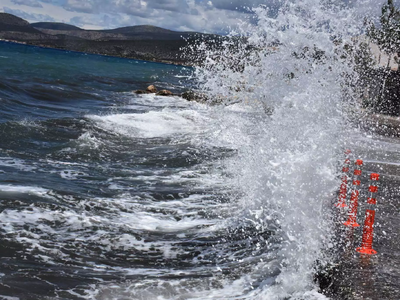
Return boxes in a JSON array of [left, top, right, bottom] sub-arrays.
[[189, 0, 364, 298]]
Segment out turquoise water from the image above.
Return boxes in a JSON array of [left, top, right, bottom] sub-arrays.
[[0, 41, 191, 121]]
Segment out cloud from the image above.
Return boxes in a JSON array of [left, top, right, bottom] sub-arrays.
[[63, 0, 145, 15], [3, 6, 55, 22], [11, 0, 43, 8], [147, 0, 190, 13], [63, 0, 97, 14]]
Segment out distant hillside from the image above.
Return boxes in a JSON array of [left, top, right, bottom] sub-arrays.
[[32, 22, 82, 31], [0, 12, 40, 33], [0, 13, 221, 65], [0, 12, 29, 26]]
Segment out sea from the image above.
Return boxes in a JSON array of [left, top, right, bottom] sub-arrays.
[[0, 1, 399, 299]]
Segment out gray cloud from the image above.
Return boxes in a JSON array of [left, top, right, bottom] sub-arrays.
[[63, 0, 144, 15], [147, 0, 190, 13], [11, 0, 43, 8], [63, 0, 98, 14]]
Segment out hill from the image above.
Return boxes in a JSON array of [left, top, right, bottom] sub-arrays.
[[0, 12, 40, 33], [0, 12, 29, 27]]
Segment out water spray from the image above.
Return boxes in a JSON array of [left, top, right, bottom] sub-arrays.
[[335, 149, 351, 208], [343, 159, 363, 227]]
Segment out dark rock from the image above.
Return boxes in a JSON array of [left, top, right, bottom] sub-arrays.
[[181, 90, 227, 105], [146, 85, 157, 93], [181, 90, 208, 103], [156, 89, 173, 96], [134, 90, 147, 94]]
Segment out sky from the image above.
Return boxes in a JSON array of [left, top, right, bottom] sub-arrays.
[[0, 0, 397, 33]]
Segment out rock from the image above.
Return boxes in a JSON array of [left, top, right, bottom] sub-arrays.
[[156, 89, 173, 96], [134, 90, 147, 94], [181, 90, 208, 103], [146, 85, 157, 93]]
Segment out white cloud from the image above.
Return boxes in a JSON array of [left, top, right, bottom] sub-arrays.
[[11, 0, 43, 8], [146, 0, 190, 13], [63, 0, 97, 14]]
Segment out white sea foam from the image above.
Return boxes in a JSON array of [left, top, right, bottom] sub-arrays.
[[0, 157, 37, 172], [124, 93, 192, 110], [87, 109, 211, 139], [0, 184, 48, 195], [60, 169, 87, 179]]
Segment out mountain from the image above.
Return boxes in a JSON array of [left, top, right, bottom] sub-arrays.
[[0, 13, 40, 33], [0, 13, 219, 64], [0, 12, 29, 27]]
